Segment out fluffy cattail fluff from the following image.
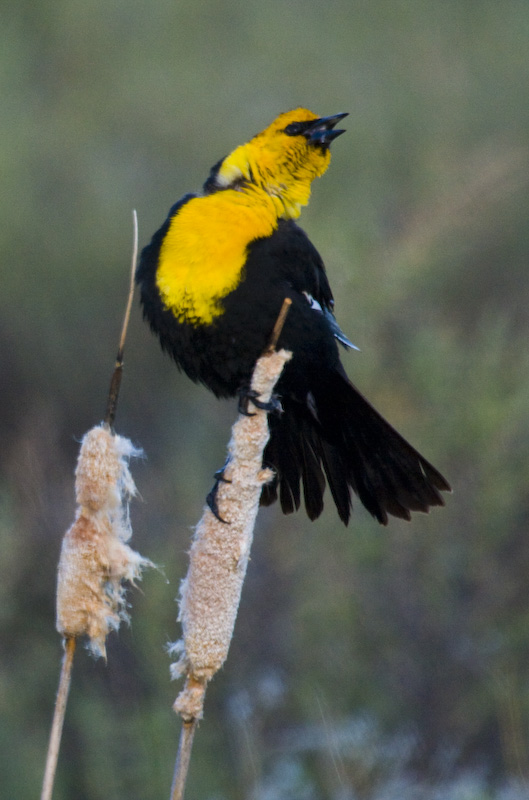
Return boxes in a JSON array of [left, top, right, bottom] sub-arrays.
[[171, 348, 292, 721], [56, 424, 152, 658]]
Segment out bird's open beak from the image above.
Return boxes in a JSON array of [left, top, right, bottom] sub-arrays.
[[305, 113, 348, 145]]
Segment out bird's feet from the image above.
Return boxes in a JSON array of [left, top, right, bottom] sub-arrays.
[[206, 464, 232, 524], [238, 387, 283, 417]]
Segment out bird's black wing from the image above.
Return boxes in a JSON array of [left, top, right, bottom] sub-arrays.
[[270, 220, 357, 350], [273, 219, 334, 309], [256, 221, 449, 524]]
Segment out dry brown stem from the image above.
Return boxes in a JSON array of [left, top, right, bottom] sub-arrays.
[[105, 209, 138, 427], [266, 296, 292, 352], [170, 716, 200, 800], [40, 637, 76, 800]]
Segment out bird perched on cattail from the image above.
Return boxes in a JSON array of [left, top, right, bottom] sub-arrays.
[[136, 108, 450, 525]]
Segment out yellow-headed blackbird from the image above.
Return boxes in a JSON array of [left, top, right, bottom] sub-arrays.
[[136, 108, 450, 525]]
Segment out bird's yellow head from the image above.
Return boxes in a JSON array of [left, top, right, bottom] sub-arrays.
[[210, 108, 348, 219]]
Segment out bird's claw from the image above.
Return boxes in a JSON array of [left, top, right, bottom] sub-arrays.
[[206, 480, 229, 524], [238, 388, 283, 416], [213, 459, 232, 483]]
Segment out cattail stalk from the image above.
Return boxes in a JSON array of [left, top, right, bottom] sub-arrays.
[[41, 212, 148, 800], [169, 299, 292, 800], [40, 637, 76, 800], [105, 210, 138, 427]]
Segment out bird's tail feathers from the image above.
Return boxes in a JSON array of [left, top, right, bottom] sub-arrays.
[[261, 370, 450, 525]]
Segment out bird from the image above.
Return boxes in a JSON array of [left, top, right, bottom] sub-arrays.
[[136, 108, 450, 525]]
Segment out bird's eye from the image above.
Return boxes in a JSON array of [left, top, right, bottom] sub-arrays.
[[284, 122, 307, 136]]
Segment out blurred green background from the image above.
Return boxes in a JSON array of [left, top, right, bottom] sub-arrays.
[[2, 1, 529, 797]]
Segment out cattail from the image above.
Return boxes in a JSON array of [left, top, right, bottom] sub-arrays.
[[56, 424, 152, 658], [171, 347, 292, 721], [42, 215, 145, 800]]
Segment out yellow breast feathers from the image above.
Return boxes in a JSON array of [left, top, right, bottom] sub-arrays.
[[156, 189, 279, 325]]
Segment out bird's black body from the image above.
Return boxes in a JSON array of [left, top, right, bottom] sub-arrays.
[[138, 205, 449, 525], [138, 204, 335, 399], [137, 109, 450, 525]]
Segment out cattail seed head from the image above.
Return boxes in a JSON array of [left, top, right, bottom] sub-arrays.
[[171, 349, 291, 719], [56, 424, 152, 658]]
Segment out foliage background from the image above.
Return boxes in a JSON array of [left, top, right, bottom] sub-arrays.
[[1, 1, 529, 797]]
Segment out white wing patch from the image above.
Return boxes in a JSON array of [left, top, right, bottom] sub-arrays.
[[303, 291, 323, 312], [303, 291, 359, 351]]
